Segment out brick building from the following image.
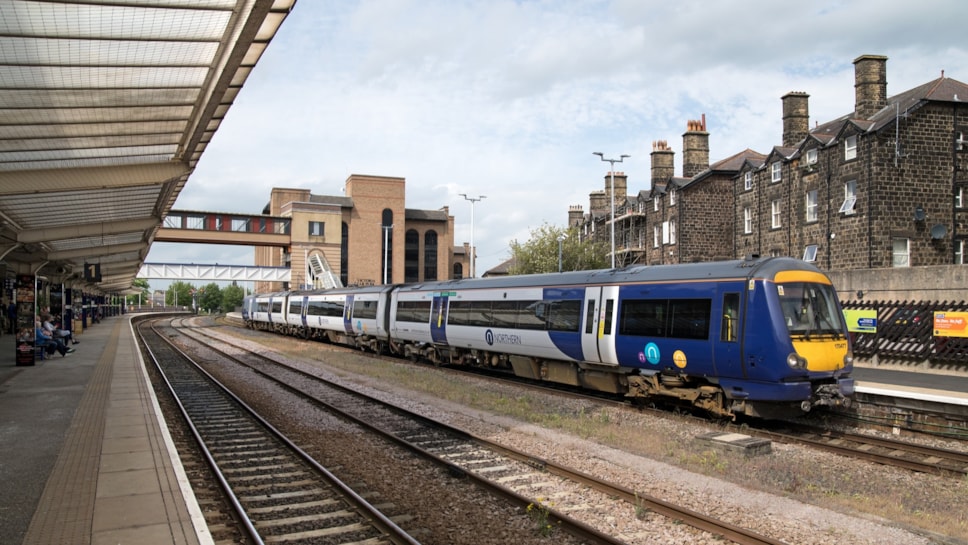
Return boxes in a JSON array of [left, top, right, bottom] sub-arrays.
[[572, 54, 968, 273], [256, 174, 468, 292]]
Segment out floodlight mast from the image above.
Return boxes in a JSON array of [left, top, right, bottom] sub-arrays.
[[459, 193, 486, 277], [592, 152, 630, 268]]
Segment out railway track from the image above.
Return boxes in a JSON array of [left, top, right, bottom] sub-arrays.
[[138, 320, 421, 545], [219, 314, 968, 479], [179, 316, 788, 545]]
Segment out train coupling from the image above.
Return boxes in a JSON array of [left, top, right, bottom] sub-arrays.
[[801, 384, 852, 412]]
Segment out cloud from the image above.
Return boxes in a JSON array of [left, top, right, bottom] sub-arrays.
[[148, 0, 968, 282]]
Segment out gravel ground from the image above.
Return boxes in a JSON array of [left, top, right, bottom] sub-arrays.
[[207, 320, 967, 545]]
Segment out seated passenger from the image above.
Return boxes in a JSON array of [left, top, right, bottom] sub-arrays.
[[36, 318, 73, 357], [44, 314, 78, 345]]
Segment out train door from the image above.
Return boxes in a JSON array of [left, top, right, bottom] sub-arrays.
[[342, 295, 354, 334], [581, 286, 620, 365], [300, 296, 308, 328], [429, 293, 448, 343], [713, 289, 745, 379]]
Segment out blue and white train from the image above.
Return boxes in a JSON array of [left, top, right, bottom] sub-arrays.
[[243, 256, 854, 419]]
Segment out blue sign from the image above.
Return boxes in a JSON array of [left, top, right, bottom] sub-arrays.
[[857, 317, 876, 328]]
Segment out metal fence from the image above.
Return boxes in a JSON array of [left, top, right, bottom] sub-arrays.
[[840, 300, 968, 364]]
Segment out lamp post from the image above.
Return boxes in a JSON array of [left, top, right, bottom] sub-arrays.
[[459, 193, 486, 278], [593, 152, 630, 269], [557, 234, 566, 272], [382, 224, 393, 284]]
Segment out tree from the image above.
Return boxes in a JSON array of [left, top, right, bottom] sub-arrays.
[[221, 283, 246, 313], [125, 278, 150, 307], [166, 281, 194, 308], [198, 283, 222, 313], [508, 223, 610, 275]]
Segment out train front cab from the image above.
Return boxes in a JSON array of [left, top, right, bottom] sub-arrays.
[[725, 267, 854, 418]]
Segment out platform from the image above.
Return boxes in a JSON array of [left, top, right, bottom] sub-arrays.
[[0, 315, 210, 545]]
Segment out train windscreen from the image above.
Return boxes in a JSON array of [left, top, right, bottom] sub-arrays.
[[777, 282, 846, 338]]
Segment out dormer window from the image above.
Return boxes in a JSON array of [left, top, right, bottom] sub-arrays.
[[844, 135, 857, 160], [744, 171, 752, 191], [805, 148, 818, 165], [653, 198, 658, 212], [669, 188, 676, 206], [771, 162, 781, 183]]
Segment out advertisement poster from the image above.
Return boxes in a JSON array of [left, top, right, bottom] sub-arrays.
[[15, 274, 35, 366]]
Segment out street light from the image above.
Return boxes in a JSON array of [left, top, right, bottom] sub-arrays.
[[558, 234, 566, 272], [459, 193, 486, 278], [382, 224, 393, 284], [593, 152, 630, 269]]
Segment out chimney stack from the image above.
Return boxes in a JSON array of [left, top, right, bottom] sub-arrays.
[[853, 54, 888, 119], [682, 114, 709, 178], [781, 92, 810, 147], [568, 205, 584, 227], [650, 140, 675, 187]]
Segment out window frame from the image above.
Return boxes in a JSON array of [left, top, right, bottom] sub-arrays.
[[743, 207, 752, 234], [805, 148, 818, 165], [771, 199, 782, 229], [308, 221, 324, 237], [805, 189, 818, 223], [839, 180, 857, 215], [956, 186, 964, 209], [892, 237, 910, 268], [844, 135, 857, 160], [771, 161, 781, 183], [802, 244, 818, 262], [956, 239, 965, 265], [744, 171, 752, 191]]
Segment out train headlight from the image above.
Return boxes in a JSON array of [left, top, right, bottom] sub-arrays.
[[786, 353, 807, 369], [843, 353, 853, 366]]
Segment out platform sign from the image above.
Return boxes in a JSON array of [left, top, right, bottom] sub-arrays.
[[934, 312, 968, 338], [843, 309, 877, 333]]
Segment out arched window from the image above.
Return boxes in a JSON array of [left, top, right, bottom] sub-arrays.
[[424, 230, 438, 280], [453, 262, 463, 279], [381, 209, 393, 283], [404, 229, 420, 282]]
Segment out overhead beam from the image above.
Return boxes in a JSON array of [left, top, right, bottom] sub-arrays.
[[0, 162, 190, 193], [17, 217, 159, 244], [46, 242, 148, 261]]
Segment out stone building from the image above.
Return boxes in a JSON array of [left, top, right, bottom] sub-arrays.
[[571, 54, 968, 276], [256, 174, 467, 293]]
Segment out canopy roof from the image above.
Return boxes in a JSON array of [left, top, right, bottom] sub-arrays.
[[0, 0, 295, 293]]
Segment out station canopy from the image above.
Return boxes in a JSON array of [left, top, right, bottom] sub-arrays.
[[0, 0, 295, 294]]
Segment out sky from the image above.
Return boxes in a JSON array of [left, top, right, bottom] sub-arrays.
[[145, 0, 968, 289]]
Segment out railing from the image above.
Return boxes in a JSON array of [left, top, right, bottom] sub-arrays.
[[840, 300, 968, 365]]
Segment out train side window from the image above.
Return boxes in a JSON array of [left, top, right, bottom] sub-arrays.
[[721, 293, 739, 342], [602, 299, 614, 335], [517, 301, 546, 330], [584, 300, 596, 334], [547, 300, 581, 332]]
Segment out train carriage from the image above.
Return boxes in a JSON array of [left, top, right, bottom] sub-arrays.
[[247, 256, 853, 419]]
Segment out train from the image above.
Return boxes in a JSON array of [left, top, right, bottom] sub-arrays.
[[242, 256, 854, 419]]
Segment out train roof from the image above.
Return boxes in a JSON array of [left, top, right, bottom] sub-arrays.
[[395, 256, 824, 293]]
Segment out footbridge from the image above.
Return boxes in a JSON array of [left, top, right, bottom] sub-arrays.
[[137, 263, 290, 283], [155, 210, 292, 246]]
